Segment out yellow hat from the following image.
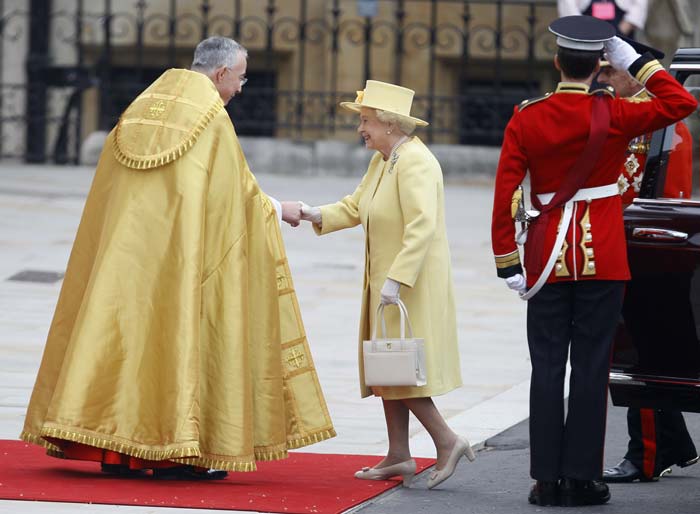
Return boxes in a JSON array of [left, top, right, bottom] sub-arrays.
[[340, 80, 428, 126]]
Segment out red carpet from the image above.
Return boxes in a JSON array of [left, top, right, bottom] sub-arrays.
[[0, 440, 435, 513]]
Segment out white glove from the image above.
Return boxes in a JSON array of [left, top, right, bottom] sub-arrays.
[[300, 201, 322, 225], [604, 36, 641, 71], [380, 278, 401, 305], [505, 274, 527, 294]]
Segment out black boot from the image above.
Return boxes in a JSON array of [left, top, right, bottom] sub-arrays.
[[560, 478, 610, 507], [603, 459, 654, 483], [528, 480, 560, 506]]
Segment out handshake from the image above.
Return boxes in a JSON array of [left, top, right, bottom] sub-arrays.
[[280, 201, 321, 227]]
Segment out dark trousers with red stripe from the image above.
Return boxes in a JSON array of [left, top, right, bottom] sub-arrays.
[[527, 280, 625, 481], [625, 407, 697, 478]]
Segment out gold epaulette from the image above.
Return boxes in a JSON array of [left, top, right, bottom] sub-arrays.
[[519, 92, 553, 111], [589, 85, 615, 98]]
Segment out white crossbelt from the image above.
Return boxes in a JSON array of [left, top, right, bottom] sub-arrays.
[[520, 183, 619, 301]]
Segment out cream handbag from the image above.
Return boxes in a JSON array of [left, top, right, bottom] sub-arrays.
[[363, 300, 427, 387]]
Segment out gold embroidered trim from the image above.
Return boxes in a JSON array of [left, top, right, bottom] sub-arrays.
[[113, 96, 224, 170], [19, 430, 62, 453], [119, 118, 192, 133], [178, 428, 336, 471], [624, 95, 651, 104], [579, 204, 596, 276], [178, 456, 258, 472], [519, 92, 552, 111], [555, 82, 589, 94], [636, 60, 663, 85], [281, 336, 307, 349], [495, 251, 520, 268], [38, 426, 202, 461], [589, 86, 615, 98], [138, 92, 208, 109], [287, 428, 337, 450], [22, 427, 336, 473], [286, 367, 316, 379]]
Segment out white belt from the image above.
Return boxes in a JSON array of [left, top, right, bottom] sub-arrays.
[[536, 183, 619, 205], [520, 183, 619, 301]]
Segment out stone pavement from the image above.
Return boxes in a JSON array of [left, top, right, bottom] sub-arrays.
[[0, 163, 533, 513], [357, 403, 700, 514]]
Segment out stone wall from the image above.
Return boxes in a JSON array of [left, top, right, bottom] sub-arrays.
[[239, 137, 503, 178]]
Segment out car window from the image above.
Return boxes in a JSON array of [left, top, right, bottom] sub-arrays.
[[658, 75, 700, 201]]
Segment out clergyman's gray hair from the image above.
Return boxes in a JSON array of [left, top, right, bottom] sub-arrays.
[[376, 109, 417, 136], [191, 36, 248, 73]]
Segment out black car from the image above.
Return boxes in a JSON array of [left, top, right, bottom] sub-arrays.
[[609, 48, 700, 413]]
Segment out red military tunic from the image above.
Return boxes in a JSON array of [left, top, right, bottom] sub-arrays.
[[492, 56, 697, 288]]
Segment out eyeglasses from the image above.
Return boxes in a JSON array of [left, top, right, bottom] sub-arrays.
[[225, 67, 248, 87]]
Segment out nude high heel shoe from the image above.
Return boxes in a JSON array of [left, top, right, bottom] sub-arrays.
[[427, 436, 476, 489], [354, 458, 417, 488]]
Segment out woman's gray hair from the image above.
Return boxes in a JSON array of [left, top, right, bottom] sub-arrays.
[[191, 36, 247, 73], [375, 109, 417, 136]]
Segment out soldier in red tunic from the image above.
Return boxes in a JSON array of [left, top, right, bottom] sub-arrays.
[[490, 15, 697, 507], [595, 46, 699, 484]]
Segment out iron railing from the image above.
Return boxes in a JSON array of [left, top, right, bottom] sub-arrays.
[[0, 0, 558, 163]]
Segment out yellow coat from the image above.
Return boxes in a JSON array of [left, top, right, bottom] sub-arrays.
[[317, 137, 462, 399], [20, 69, 334, 471]]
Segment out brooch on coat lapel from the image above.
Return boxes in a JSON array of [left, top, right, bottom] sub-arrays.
[[386, 135, 409, 174], [387, 152, 400, 174]]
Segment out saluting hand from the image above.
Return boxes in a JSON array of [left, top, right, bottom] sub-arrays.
[[603, 36, 641, 71]]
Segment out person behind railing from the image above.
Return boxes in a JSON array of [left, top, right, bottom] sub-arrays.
[[558, 0, 648, 38], [20, 36, 335, 480], [293, 80, 475, 489]]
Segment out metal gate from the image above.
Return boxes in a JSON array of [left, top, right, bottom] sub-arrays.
[[0, 0, 558, 163]]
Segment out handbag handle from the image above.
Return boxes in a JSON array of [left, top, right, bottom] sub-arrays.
[[372, 299, 415, 340]]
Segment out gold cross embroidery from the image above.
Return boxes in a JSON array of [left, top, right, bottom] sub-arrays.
[[286, 348, 305, 368], [276, 272, 287, 290], [146, 100, 167, 119]]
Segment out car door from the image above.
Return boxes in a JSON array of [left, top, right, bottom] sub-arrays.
[[609, 50, 700, 413]]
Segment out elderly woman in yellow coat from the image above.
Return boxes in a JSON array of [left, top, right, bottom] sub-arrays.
[[298, 80, 474, 489]]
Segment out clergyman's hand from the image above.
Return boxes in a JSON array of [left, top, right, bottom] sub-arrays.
[[281, 201, 302, 227]]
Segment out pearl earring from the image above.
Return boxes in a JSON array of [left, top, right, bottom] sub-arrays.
[[386, 130, 392, 135]]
